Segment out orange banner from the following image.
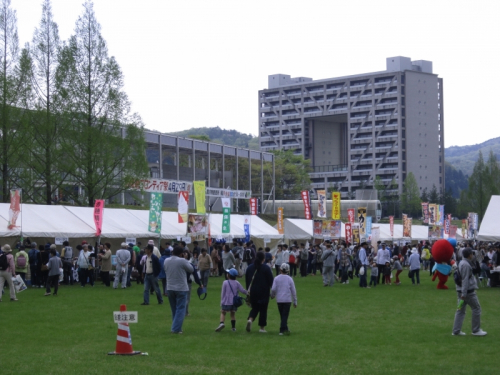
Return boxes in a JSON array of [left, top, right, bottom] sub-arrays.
[[277, 207, 284, 234]]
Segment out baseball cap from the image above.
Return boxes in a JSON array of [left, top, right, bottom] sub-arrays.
[[226, 268, 239, 277]]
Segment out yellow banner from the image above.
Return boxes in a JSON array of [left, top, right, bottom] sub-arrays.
[[358, 207, 367, 235], [193, 180, 206, 214], [277, 207, 284, 234], [331, 192, 341, 220]]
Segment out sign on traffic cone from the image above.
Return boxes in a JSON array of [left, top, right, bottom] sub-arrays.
[[108, 304, 141, 355]]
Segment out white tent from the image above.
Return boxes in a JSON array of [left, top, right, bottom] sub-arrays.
[[477, 195, 500, 241], [283, 219, 313, 240], [127, 210, 187, 239], [208, 214, 282, 240]]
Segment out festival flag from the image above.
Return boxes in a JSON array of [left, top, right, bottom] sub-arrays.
[[313, 220, 323, 236], [331, 192, 341, 220], [421, 202, 429, 224], [352, 228, 360, 244], [462, 219, 467, 239], [193, 180, 206, 214], [177, 191, 189, 223], [366, 216, 372, 236], [449, 225, 457, 239], [317, 190, 327, 218], [93, 199, 105, 236], [444, 214, 451, 235], [331, 220, 342, 238], [149, 193, 163, 233], [406, 218, 412, 237], [249, 197, 258, 215], [389, 216, 394, 237], [221, 198, 231, 234], [8, 189, 21, 230], [428, 204, 437, 225], [358, 207, 367, 235], [301, 190, 312, 219], [439, 205, 445, 226], [277, 207, 284, 235], [345, 222, 352, 243], [347, 208, 355, 224], [243, 215, 251, 242]]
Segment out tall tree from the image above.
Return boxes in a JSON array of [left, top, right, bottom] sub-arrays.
[[401, 172, 420, 216], [429, 184, 439, 204], [56, 1, 147, 206], [0, 0, 20, 201]]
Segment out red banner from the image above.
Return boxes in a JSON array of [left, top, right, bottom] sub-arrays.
[[449, 225, 457, 239], [301, 190, 312, 220], [389, 216, 394, 237], [93, 199, 105, 236], [178, 191, 189, 223], [8, 189, 21, 230], [345, 223, 352, 243], [249, 197, 258, 215], [421, 202, 429, 224], [347, 208, 355, 223]]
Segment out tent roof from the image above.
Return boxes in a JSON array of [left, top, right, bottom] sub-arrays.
[[478, 195, 500, 241], [208, 214, 282, 239]]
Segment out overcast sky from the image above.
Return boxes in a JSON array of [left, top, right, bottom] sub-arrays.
[[11, 0, 500, 148]]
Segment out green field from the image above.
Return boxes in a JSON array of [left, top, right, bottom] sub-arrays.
[[1, 270, 499, 375]]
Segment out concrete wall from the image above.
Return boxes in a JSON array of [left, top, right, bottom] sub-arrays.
[[312, 119, 345, 167]]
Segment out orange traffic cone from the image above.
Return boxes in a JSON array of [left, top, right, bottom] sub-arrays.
[[108, 305, 141, 355]]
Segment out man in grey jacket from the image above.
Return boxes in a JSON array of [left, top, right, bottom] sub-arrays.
[[452, 248, 487, 336], [358, 242, 370, 288], [322, 243, 336, 287], [114, 243, 131, 289]]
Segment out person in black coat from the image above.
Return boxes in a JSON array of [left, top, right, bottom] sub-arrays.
[[245, 251, 274, 333]]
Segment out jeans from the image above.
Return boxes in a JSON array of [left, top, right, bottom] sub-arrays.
[[377, 265, 385, 284], [453, 291, 481, 334], [114, 264, 127, 288], [79, 268, 94, 287], [369, 275, 377, 286], [322, 266, 334, 286], [29, 265, 38, 286], [277, 302, 291, 333], [411, 269, 420, 284], [340, 266, 349, 283], [63, 261, 73, 284], [359, 265, 368, 287], [143, 273, 162, 304], [200, 269, 210, 287], [126, 265, 133, 287], [186, 283, 192, 315], [46, 275, 59, 294], [167, 290, 188, 333], [289, 263, 297, 277]]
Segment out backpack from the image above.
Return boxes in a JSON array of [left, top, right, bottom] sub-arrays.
[[289, 253, 296, 264], [16, 253, 27, 268], [0, 252, 9, 271]]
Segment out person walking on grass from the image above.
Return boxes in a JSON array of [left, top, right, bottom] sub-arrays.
[[271, 263, 297, 335], [114, 243, 131, 289], [358, 242, 370, 288], [369, 261, 378, 287], [393, 256, 403, 285], [14, 246, 29, 284], [45, 248, 63, 296], [408, 248, 421, 285], [0, 245, 18, 301], [198, 248, 212, 287], [322, 243, 336, 287], [245, 251, 274, 333], [141, 245, 163, 306], [452, 248, 487, 336], [215, 268, 248, 332]]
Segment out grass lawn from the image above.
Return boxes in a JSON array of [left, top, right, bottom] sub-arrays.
[[1, 269, 499, 375]]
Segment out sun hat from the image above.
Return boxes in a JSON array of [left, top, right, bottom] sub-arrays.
[[2, 244, 12, 252], [280, 263, 290, 273]]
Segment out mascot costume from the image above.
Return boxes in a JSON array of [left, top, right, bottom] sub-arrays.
[[431, 239, 456, 289]]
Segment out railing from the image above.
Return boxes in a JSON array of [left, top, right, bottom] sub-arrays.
[[312, 164, 348, 173]]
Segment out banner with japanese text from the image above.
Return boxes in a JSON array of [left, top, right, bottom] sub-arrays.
[[389, 216, 394, 237], [130, 178, 192, 194], [178, 191, 189, 223], [93, 199, 105, 236], [345, 222, 352, 243], [371, 227, 380, 248], [193, 181, 206, 214], [404, 217, 412, 238], [313, 220, 323, 236], [244, 215, 251, 242], [438, 205, 445, 226], [331, 192, 341, 220], [358, 207, 367, 235], [347, 208, 355, 223], [149, 193, 163, 233], [444, 214, 451, 235], [366, 216, 372, 236], [402, 213, 408, 235], [421, 202, 429, 224], [277, 207, 284, 235], [8, 189, 21, 230], [428, 204, 437, 225], [331, 220, 342, 238], [301, 190, 312, 219], [249, 197, 258, 215], [462, 219, 467, 239], [352, 228, 360, 244], [221, 198, 231, 234], [449, 225, 457, 239], [317, 190, 327, 218]]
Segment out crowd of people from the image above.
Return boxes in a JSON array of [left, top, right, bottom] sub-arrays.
[[1, 236, 498, 336]]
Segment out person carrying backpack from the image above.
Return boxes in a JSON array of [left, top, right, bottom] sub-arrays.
[[0, 245, 18, 301], [28, 242, 40, 287], [15, 246, 29, 283]]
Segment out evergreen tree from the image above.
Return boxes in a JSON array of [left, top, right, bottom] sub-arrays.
[[429, 184, 439, 204], [420, 187, 428, 202]]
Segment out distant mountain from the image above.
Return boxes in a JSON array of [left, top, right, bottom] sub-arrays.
[[444, 162, 468, 198], [167, 126, 260, 150], [445, 136, 500, 176]]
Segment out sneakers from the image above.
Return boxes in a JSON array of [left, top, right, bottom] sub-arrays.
[[259, 329, 267, 333], [246, 319, 252, 332], [44, 292, 51, 296], [10, 298, 18, 301], [452, 331, 466, 336], [279, 332, 283, 336], [215, 323, 225, 332], [472, 329, 487, 336], [232, 328, 236, 332]]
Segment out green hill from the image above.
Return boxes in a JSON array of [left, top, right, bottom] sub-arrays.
[[445, 136, 500, 176], [167, 126, 260, 150]]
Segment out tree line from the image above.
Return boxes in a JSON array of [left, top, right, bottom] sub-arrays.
[[0, 0, 148, 206]]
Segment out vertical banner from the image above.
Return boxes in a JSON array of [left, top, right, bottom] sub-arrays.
[[389, 216, 394, 237], [439, 205, 445, 226], [421, 202, 429, 224], [331, 220, 342, 238], [402, 213, 407, 234], [313, 220, 323, 236], [358, 207, 367, 235], [449, 225, 457, 239], [331, 192, 341, 220], [371, 227, 380, 248], [193, 180, 206, 214], [366, 216, 372, 236], [406, 218, 412, 238], [149, 193, 163, 233], [428, 204, 437, 225], [177, 191, 189, 223], [347, 208, 355, 224], [317, 190, 327, 218], [249, 197, 258, 215], [444, 214, 451, 235], [345, 222, 352, 243], [352, 228, 360, 244], [462, 219, 467, 239], [301, 190, 312, 219], [243, 215, 251, 242], [277, 207, 284, 235], [221, 198, 231, 234], [93, 199, 105, 236], [8, 189, 21, 229]]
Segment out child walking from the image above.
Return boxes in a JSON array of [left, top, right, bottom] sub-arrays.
[[215, 268, 247, 332], [369, 262, 378, 287], [383, 261, 392, 285], [393, 256, 403, 285], [270, 263, 297, 335]]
